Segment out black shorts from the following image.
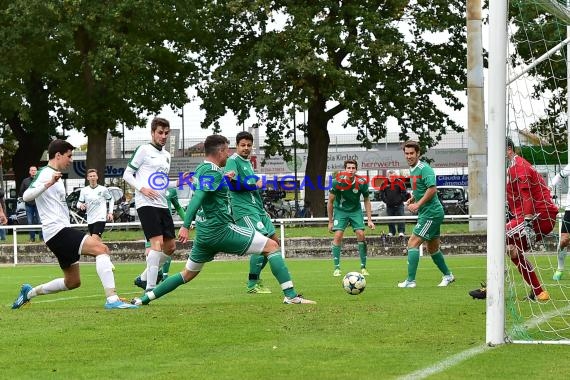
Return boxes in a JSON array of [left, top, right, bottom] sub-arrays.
[[561, 210, 570, 234], [46, 228, 87, 269], [88, 221, 106, 237], [137, 206, 175, 241]]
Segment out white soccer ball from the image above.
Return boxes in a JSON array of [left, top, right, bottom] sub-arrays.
[[342, 272, 366, 295]]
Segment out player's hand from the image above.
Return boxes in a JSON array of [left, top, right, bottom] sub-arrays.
[[178, 227, 190, 243], [407, 203, 419, 214], [328, 221, 333, 233], [368, 220, 375, 229], [140, 187, 160, 200], [47, 171, 62, 187], [225, 170, 236, 179], [0, 213, 7, 225], [78, 203, 86, 211], [107, 213, 113, 222]]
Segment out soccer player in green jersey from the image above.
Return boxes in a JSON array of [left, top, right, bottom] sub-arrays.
[[225, 131, 275, 294], [328, 159, 375, 277], [131, 134, 315, 306], [397, 140, 455, 288]]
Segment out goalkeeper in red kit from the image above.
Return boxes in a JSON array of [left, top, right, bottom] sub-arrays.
[[505, 137, 558, 301]]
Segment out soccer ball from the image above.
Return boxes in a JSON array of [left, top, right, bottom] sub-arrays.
[[342, 272, 366, 295]]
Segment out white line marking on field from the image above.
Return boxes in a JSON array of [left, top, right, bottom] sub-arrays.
[[398, 303, 570, 379]]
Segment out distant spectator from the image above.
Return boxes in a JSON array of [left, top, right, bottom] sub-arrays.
[[19, 166, 42, 242], [0, 189, 6, 241], [380, 170, 409, 237]]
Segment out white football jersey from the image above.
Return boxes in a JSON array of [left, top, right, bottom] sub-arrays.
[[26, 166, 71, 241], [77, 185, 113, 224], [127, 143, 171, 209]]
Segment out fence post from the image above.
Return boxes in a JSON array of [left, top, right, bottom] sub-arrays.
[[280, 220, 285, 258], [12, 226, 17, 266]]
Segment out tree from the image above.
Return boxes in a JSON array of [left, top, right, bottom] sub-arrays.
[[196, 1, 466, 216], [509, 4, 567, 150], [0, 1, 202, 186]]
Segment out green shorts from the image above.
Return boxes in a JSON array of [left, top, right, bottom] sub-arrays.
[[190, 223, 257, 263], [235, 213, 276, 237], [332, 209, 365, 232], [412, 214, 444, 241]]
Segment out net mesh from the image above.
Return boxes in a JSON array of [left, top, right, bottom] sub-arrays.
[[506, 0, 570, 342]]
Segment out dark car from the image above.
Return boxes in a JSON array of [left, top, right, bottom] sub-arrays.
[[437, 186, 468, 215]]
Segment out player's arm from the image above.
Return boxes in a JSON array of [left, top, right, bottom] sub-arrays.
[[362, 196, 375, 228], [76, 189, 86, 210], [327, 192, 335, 232], [414, 186, 437, 208], [178, 190, 206, 243], [23, 171, 61, 202], [105, 190, 114, 221]]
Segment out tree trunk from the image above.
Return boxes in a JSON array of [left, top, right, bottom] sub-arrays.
[[85, 128, 108, 185], [304, 101, 331, 217]]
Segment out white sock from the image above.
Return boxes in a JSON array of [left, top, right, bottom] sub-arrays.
[[158, 251, 170, 267], [30, 278, 68, 297], [96, 254, 116, 292], [146, 250, 162, 289], [557, 248, 567, 271], [140, 269, 148, 281]]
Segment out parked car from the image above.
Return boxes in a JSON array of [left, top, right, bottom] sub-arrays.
[[437, 185, 468, 215]]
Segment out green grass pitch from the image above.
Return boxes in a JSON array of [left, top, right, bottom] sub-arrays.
[[2, 256, 570, 379]]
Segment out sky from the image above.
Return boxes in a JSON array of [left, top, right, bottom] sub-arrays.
[[66, 90, 469, 147]]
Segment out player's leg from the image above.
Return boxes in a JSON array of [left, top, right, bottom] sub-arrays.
[[397, 232, 422, 288], [351, 211, 369, 275], [331, 211, 348, 276], [239, 215, 273, 293], [81, 232, 137, 308], [506, 219, 548, 300]]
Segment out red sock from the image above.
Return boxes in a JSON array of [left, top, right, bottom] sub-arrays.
[[511, 253, 543, 295]]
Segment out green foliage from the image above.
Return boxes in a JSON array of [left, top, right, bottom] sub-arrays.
[[509, 2, 568, 147], [0, 0, 202, 183]]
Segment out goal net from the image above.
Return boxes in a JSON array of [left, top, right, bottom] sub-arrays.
[[502, 0, 570, 344]]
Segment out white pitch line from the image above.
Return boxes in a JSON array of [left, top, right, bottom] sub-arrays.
[[398, 303, 570, 380]]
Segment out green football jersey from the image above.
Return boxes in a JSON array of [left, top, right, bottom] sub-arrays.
[[224, 153, 264, 219], [330, 175, 369, 212], [192, 161, 234, 229], [409, 161, 444, 218]]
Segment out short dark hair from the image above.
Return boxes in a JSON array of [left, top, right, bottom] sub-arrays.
[[236, 131, 253, 145], [344, 159, 358, 169], [48, 139, 75, 159], [86, 169, 98, 176], [151, 117, 170, 132], [506, 137, 515, 150], [403, 140, 420, 153], [204, 134, 230, 155]]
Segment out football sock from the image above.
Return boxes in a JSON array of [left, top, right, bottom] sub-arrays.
[[140, 269, 148, 281], [557, 248, 567, 271], [267, 251, 297, 298], [142, 272, 185, 304], [95, 254, 116, 295], [248, 253, 265, 288], [358, 241, 367, 268], [30, 278, 68, 297], [431, 250, 451, 275], [146, 249, 162, 289], [511, 252, 543, 295], [407, 248, 420, 281], [332, 244, 341, 269], [162, 256, 172, 278]]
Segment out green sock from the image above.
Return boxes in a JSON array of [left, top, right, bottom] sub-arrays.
[[161, 256, 172, 277], [267, 251, 297, 298], [332, 244, 341, 269], [431, 250, 451, 275], [358, 241, 367, 268], [247, 253, 265, 288], [142, 272, 185, 304], [407, 248, 420, 281]]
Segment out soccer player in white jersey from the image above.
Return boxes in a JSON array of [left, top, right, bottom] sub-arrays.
[[550, 164, 570, 280], [11, 139, 137, 310], [123, 117, 178, 294], [77, 168, 114, 240]]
